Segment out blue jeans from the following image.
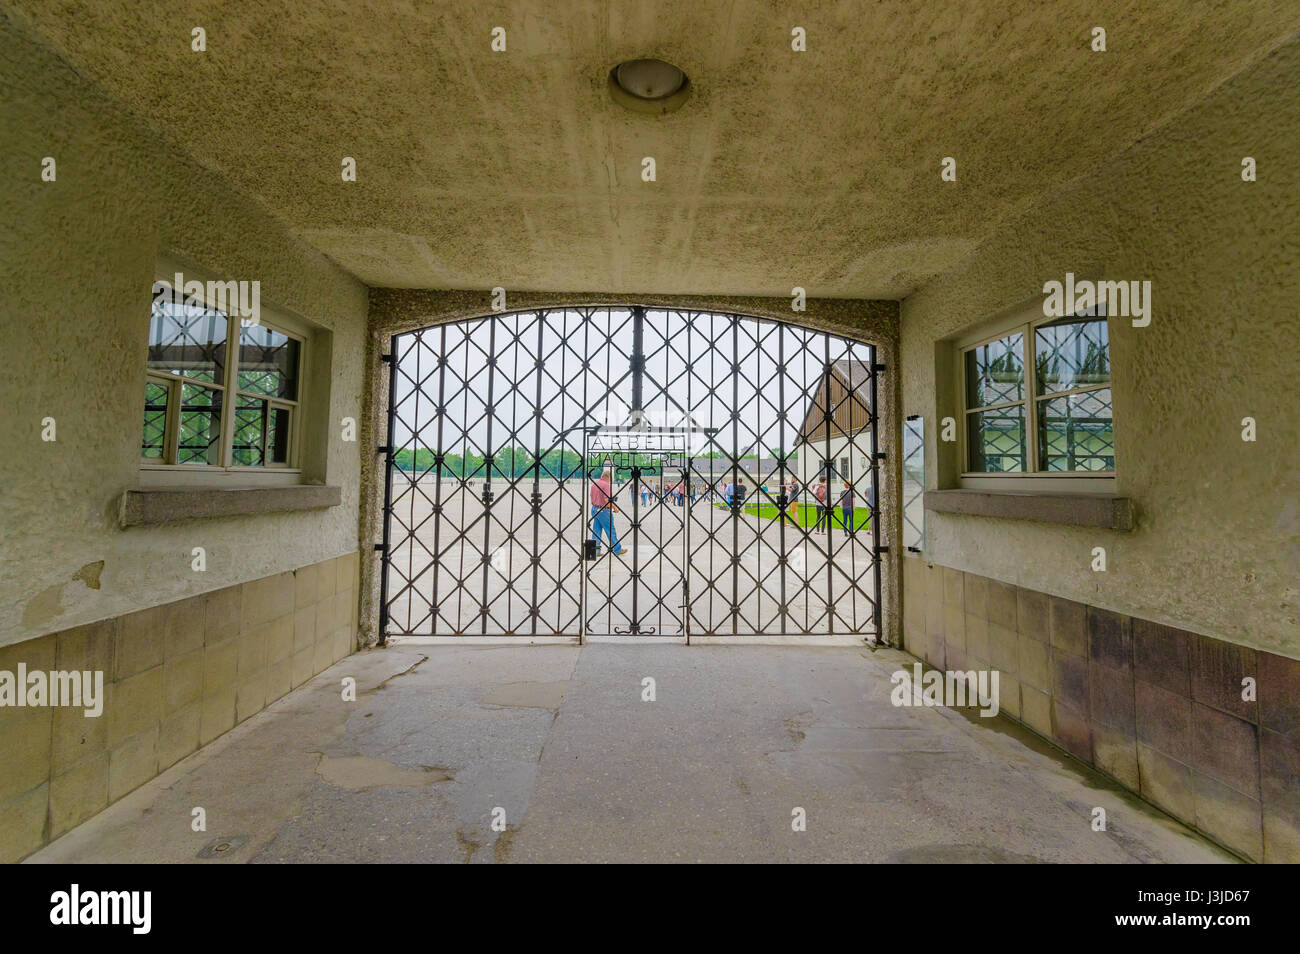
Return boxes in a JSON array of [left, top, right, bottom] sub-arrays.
[[591, 506, 620, 551]]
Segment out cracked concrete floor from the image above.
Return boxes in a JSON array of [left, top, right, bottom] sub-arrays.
[[27, 644, 1236, 864]]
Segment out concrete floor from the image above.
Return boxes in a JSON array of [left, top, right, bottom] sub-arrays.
[[28, 644, 1236, 864]]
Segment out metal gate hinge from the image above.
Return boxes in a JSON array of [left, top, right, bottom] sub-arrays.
[[373, 543, 386, 552], [873, 363, 886, 372]]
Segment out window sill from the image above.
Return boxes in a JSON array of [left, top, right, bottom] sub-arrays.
[[923, 489, 1133, 530], [120, 485, 342, 527]]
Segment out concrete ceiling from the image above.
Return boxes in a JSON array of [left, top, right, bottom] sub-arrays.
[[10, 1, 1299, 298]]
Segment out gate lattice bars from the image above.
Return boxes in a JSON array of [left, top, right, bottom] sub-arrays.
[[378, 307, 883, 638]]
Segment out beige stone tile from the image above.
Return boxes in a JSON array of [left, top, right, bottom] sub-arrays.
[[157, 704, 200, 771], [0, 784, 48, 864], [294, 562, 319, 611], [1022, 685, 1051, 736], [1093, 723, 1139, 790], [332, 627, 352, 663], [0, 633, 57, 675], [317, 555, 338, 599], [115, 604, 167, 679], [1018, 633, 1050, 691], [1137, 743, 1195, 823], [312, 634, 334, 676], [55, 619, 115, 678], [270, 611, 297, 663], [291, 647, 315, 688], [164, 595, 205, 659], [237, 622, 270, 678], [106, 666, 162, 748], [989, 622, 1018, 674], [941, 602, 965, 651], [267, 657, 293, 705], [996, 671, 1020, 719], [203, 585, 242, 644], [235, 669, 268, 723], [108, 727, 158, 802], [1193, 770, 1262, 861], [163, 649, 203, 715], [965, 613, 989, 661], [293, 605, 316, 655], [199, 686, 236, 745], [48, 753, 108, 838], [202, 640, 238, 697], [336, 551, 359, 596], [242, 572, 295, 629], [51, 698, 107, 774], [0, 704, 54, 802], [941, 566, 964, 607]]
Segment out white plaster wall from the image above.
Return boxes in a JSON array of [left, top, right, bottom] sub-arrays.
[[899, 40, 1300, 658], [0, 15, 369, 648]]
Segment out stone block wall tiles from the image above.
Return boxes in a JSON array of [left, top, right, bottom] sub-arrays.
[[0, 784, 48, 864], [964, 612, 990, 663], [203, 585, 242, 645], [1137, 742, 1196, 821], [1134, 678, 1193, 763], [1190, 634, 1257, 723], [0, 553, 360, 863], [1133, 618, 1192, 696], [1190, 703, 1260, 801], [242, 572, 295, 631], [1050, 698, 1092, 762], [987, 580, 1018, 631], [1088, 607, 1131, 672], [1049, 597, 1088, 658], [899, 563, 1295, 862], [1260, 729, 1300, 863], [294, 561, 319, 610], [1017, 632, 1050, 692], [163, 596, 205, 660], [963, 572, 988, 620], [997, 670, 1022, 720], [56, 618, 116, 684], [1021, 685, 1051, 737], [1092, 723, 1140, 790], [941, 565, 964, 608], [988, 622, 1018, 674], [114, 603, 166, 680], [1192, 771, 1263, 862], [1016, 586, 1051, 642], [1258, 650, 1300, 738], [48, 753, 107, 839]]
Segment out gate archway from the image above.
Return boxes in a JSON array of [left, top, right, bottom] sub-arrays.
[[378, 307, 882, 639]]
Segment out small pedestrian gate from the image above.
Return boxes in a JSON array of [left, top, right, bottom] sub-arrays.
[[379, 307, 882, 639]]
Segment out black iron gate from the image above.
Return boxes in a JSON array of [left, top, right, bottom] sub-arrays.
[[379, 307, 882, 638]]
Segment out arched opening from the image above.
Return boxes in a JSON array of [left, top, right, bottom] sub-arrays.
[[378, 306, 883, 640]]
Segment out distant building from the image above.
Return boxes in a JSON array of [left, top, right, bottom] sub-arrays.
[[792, 359, 875, 501]]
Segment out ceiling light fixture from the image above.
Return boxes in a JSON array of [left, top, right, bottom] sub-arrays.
[[609, 58, 691, 115]]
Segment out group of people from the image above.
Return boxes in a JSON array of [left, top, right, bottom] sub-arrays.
[[591, 465, 873, 557]]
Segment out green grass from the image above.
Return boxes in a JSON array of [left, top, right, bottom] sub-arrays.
[[736, 501, 872, 531]]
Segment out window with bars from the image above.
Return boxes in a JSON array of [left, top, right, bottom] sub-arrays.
[[962, 309, 1114, 474], [143, 286, 302, 469]]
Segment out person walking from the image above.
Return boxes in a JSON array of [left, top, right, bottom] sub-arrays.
[[839, 480, 855, 532], [813, 476, 830, 534], [786, 476, 800, 526], [590, 467, 624, 556], [640, 479, 648, 508]]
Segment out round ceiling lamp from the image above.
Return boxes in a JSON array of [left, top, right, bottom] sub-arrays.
[[609, 57, 691, 115]]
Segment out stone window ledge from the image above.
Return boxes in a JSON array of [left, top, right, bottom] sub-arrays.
[[120, 485, 342, 527], [923, 489, 1133, 530]]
